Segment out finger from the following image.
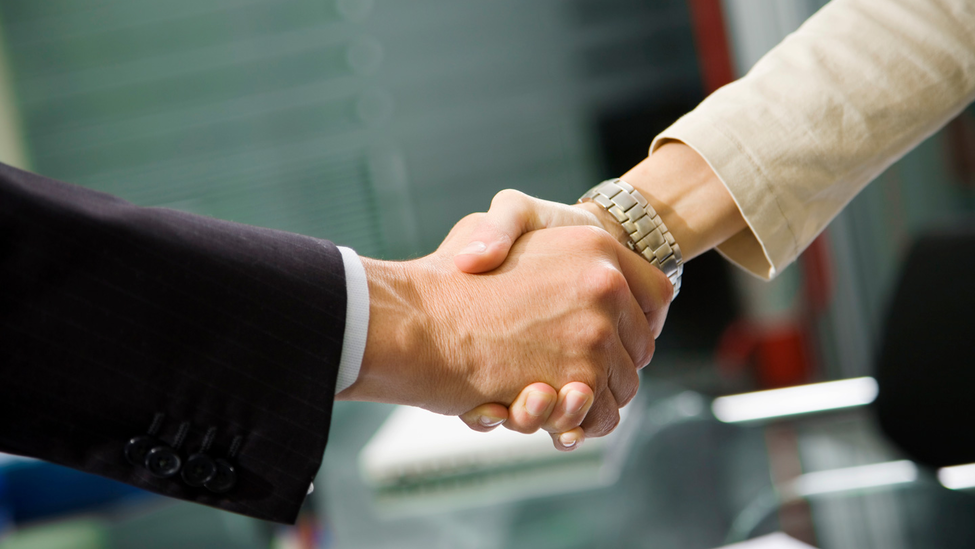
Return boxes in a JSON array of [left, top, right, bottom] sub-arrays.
[[542, 382, 594, 434], [646, 300, 671, 340], [581, 387, 621, 438], [551, 427, 586, 452], [603, 230, 673, 356], [458, 402, 509, 432], [616, 288, 657, 370], [438, 212, 486, 252], [584, 230, 669, 366], [453, 190, 601, 274], [610, 238, 675, 317], [503, 382, 558, 434], [605, 339, 641, 409]]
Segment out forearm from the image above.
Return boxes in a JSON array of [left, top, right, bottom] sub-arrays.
[[651, 0, 975, 277], [0, 163, 344, 523]]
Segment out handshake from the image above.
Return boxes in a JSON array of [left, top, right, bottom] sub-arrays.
[[337, 189, 675, 451]]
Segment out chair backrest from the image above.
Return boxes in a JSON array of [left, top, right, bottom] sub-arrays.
[[874, 221, 975, 467]]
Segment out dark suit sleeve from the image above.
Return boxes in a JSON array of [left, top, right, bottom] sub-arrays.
[[0, 162, 347, 524]]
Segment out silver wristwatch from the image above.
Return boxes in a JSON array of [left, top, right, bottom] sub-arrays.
[[579, 178, 683, 299]]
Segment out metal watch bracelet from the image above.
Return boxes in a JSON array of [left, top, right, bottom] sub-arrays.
[[579, 178, 683, 299]]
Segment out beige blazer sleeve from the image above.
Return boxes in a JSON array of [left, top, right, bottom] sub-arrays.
[[651, 0, 975, 280]]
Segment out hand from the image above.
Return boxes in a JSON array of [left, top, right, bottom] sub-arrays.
[[451, 192, 603, 450], [447, 144, 746, 447], [451, 190, 671, 344], [458, 381, 594, 451], [453, 143, 749, 275], [338, 214, 672, 438], [453, 189, 629, 275], [450, 190, 672, 449]]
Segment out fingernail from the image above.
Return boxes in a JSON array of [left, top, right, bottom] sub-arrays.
[[563, 390, 589, 415], [525, 391, 553, 417], [559, 433, 580, 449], [457, 241, 487, 255], [478, 415, 504, 428]]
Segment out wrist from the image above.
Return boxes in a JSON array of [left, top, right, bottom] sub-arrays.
[[621, 142, 746, 261], [337, 257, 445, 407]]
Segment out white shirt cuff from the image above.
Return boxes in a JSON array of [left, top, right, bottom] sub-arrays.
[[335, 246, 369, 394]]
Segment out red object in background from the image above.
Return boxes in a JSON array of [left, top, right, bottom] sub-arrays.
[[691, 0, 832, 390], [716, 319, 812, 389], [716, 236, 833, 390], [687, 0, 737, 93], [801, 234, 833, 314], [716, 233, 833, 389], [754, 325, 811, 388], [715, 318, 757, 376]]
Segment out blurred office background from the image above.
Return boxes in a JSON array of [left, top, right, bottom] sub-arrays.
[[1, 0, 974, 548]]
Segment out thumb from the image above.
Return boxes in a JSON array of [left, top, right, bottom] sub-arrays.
[[452, 219, 518, 274], [454, 190, 603, 273], [453, 189, 533, 274]]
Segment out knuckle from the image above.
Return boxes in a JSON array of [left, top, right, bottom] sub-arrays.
[[586, 266, 628, 302], [573, 225, 613, 248], [614, 371, 640, 408], [578, 320, 616, 351], [456, 212, 486, 228], [572, 369, 606, 396], [586, 408, 621, 438], [491, 188, 527, 208], [637, 338, 655, 369]]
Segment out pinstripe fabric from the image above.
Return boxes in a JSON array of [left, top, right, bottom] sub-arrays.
[[0, 162, 346, 523]]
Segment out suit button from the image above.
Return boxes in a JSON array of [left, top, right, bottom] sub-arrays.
[[145, 446, 182, 478], [124, 435, 157, 466], [205, 458, 237, 493], [181, 454, 217, 487]]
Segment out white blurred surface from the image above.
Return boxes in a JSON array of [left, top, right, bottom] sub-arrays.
[[712, 377, 878, 423], [716, 532, 818, 549]]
